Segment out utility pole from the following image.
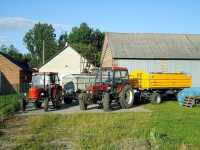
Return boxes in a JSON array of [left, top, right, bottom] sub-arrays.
[[43, 40, 45, 64]]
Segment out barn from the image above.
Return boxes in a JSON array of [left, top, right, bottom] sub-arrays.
[[0, 52, 31, 94], [101, 32, 200, 87], [39, 44, 93, 85]]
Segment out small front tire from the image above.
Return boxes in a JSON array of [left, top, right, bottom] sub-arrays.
[[102, 93, 111, 111], [79, 93, 88, 110], [44, 98, 49, 112], [119, 85, 134, 109]]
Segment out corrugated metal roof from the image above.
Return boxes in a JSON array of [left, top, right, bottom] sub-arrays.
[[107, 32, 200, 59]]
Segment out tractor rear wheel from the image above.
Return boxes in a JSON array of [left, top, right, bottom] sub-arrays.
[[150, 93, 162, 104], [79, 93, 88, 110], [102, 93, 111, 111], [119, 85, 134, 109]]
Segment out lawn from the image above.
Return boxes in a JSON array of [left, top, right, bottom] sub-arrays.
[[0, 101, 200, 150]]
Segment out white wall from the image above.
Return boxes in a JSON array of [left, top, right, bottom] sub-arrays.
[[39, 46, 88, 85]]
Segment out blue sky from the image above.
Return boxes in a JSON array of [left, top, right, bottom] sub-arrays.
[[0, 0, 200, 53]]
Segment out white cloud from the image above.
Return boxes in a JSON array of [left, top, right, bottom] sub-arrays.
[[0, 17, 69, 32], [0, 17, 34, 31]]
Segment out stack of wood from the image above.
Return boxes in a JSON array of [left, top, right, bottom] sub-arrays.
[[184, 96, 200, 107]]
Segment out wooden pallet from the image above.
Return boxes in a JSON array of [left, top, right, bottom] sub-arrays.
[[184, 96, 200, 107]]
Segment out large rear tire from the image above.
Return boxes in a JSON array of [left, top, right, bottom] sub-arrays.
[[150, 93, 162, 104], [79, 93, 88, 110], [119, 85, 134, 109], [102, 93, 111, 111]]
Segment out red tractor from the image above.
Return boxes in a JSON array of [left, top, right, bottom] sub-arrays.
[[78, 67, 135, 111], [22, 72, 63, 111]]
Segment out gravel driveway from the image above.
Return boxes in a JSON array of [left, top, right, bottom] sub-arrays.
[[17, 101, 151, 116]]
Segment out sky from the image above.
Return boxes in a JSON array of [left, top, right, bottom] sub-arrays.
[[0, 0, 200, 53]]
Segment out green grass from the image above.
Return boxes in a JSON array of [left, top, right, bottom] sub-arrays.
[[2, 101, 200, 150], [144, 101, 200, 149], [0, 94, 20, 118]]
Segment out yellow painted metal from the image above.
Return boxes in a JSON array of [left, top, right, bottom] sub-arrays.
[[129, 70, 192, 90]]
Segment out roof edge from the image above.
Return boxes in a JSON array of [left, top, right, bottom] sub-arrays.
[[105, 32, 200, 36]]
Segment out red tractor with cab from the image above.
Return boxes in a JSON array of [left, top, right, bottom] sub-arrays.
[[78, 67, 135, 111], [22, 72, 63, 111]]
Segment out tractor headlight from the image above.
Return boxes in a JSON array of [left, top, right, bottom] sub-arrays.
[[89, 91, 93, 94], [86, 90, 93, 94], [23, 93, 27, 97], [41, 92, 44, 96], [107, 86, 111, 91]]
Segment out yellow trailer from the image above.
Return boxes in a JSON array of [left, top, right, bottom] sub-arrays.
[[129, 71, 192, 104], [129, 71, 192, 90]]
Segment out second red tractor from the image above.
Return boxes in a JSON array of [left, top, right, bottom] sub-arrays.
[[79, 67, 135, 111]]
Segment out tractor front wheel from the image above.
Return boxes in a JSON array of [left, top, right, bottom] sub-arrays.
[[102, 93, 111, 111], [35, 101, 42, 108], [44, 98, 49, 112], [79, 93, 88, 110], [21, 98, 26, 111], [119, 85, 134, 109]]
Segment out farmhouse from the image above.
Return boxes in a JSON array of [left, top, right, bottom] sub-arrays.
[[0, 52, 31, 94], [39, 44, 93, 85], [101, 32, 200, 87]]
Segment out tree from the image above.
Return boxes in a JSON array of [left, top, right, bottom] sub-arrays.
[[0, 44, 24, 62], [58, 32, 68, 49], [68, 23, 104, 66], [23, 23, 58, 67]]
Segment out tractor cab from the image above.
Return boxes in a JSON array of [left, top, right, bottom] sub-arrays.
[[87, 67, 129, 95], [96, 67, 129, 84], [31, 72, 60, 88]]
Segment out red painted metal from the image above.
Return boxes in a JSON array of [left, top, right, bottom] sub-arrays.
[[28, 87, 43, 101], [112, 66, 128, 71]]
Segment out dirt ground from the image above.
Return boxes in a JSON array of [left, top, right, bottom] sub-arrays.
[[16, 101, 151, 116]]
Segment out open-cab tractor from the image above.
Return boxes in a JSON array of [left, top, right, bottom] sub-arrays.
[[78, 67, 192, 111], [22, 72, 63, 111], [79, 67, 135, 111]]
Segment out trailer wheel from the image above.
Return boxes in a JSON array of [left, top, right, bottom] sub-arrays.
[[79, 93, 88, 110], [119, 85, 134, 109], [44, 98, 49, 111], [102, 93, 111, 111], [64, 97, 73, 104], [150, 93, 162, 104]]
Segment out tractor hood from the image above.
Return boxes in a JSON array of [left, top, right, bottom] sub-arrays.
[[86, 83, 110, 93]]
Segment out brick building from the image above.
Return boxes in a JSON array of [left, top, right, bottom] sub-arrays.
[[0, 52, 31, 94]]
